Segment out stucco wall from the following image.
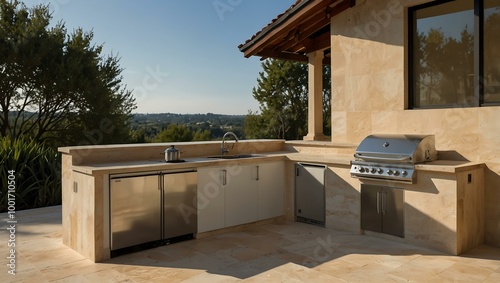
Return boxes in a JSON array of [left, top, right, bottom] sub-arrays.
[[330, 0, 500, 247]]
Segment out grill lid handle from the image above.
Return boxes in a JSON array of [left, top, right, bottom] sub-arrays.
[[354, 153, 412, 162]]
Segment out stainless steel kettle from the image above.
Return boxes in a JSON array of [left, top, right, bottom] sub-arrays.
[[165, 145, 180, 162]]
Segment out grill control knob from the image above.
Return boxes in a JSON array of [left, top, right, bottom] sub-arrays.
[[393, 170, 400, 176], [359, 167, 365, 173], [370, 168, 376, 173], [401, 170, 408, 176], [387, 169, 394, 175], [377, 168, 383, 174]]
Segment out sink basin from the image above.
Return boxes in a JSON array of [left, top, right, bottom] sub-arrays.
[[205, 154, 259, 159]]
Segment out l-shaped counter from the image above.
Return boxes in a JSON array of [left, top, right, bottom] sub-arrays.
[[59, 140, 485, 262]]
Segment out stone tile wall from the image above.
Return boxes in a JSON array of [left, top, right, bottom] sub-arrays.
[[330, 0, 500, 247]]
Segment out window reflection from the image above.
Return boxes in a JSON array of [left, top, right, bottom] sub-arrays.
[[412, 0, 474, 107], [484, 0, 500, 103]]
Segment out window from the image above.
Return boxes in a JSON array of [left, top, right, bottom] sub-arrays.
[[409, 0, 500, 108], [484, 0, 500, 103]]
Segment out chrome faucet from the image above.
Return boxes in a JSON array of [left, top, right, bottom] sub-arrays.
[[221, 132, 238, 155]]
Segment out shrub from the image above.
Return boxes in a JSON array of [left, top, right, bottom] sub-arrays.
[[0, 137, 61, 212]]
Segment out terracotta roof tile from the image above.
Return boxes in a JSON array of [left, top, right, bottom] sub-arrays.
[[238, 0, 305, 50]]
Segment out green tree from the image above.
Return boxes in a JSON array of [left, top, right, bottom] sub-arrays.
[[0, 0, 135, 146], [193, 129, 211, 141], [245, 58, 331, 140], [153, 124, 193, 142]]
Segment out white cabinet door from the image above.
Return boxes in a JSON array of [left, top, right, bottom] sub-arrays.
[[257, 161, 285, 220], [197, 167, 225, 233], [197, 162, 284, 233], [224, 164, 258, 227]]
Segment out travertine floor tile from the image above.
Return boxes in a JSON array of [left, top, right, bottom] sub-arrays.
[[484, 269, 500, 283], [112, 264, 202, 283], [0, 268, 49, 283], [388, 256, 455, 283], [240, 226, 284, 240], [270, 249, 317, 268], [437, 262, 493, 282], [214, 246, 265, 262], [167, 252, 241, 273], [38, 259, 108, 281], [50, 274, 93, 283], [2, 206, 500, 283], [179, 272, 240, 283], [82, 268, 135, 283], [458, 245, 500, 271], [21, 244, 86, 270], [141, 243, 200, 262], [238, 234, 295, 255], [335, 262, 402, 283], [182, 237, 240, 255], [242, 269, 304, 283], [313, 258, 363, 278], [272, 262, 347, 283]]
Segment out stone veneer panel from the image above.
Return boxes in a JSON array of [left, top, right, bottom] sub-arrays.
[[66, 171, 96, 261], [405, 173, 459, 254], [457, 168, 484, 254], [326, 166, 361, 233]]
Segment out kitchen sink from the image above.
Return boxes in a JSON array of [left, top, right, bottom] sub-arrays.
[[205, 154, 260, 159]]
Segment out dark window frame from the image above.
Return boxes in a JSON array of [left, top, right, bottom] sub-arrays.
[[408, 0, 499, 109]]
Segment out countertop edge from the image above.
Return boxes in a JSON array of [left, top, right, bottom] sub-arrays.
[[71, 153, 486, 175], [72, 153, 289, 175], [415, 161, 485, 173]]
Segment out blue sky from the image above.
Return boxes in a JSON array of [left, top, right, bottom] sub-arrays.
[[23, 0, 296, 114]]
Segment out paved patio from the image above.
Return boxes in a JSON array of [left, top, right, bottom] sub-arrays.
[[1, 206, 500, 282]]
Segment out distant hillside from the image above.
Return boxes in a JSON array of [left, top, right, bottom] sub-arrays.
[[132, 113, 245, 126], [130, 113, 246, 141]]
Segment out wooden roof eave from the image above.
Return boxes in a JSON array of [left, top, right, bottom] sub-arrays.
[[239, 0, 356, 63], [240, 0, 341, 56]]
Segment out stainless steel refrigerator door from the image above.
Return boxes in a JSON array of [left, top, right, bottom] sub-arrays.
[[295, 163, 326, 225], [163, 171, 197, 239], [110, 174, 161, 250]]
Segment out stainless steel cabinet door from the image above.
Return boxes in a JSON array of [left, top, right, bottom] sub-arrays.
[[360, 184, 404, 238], [295, 163, 326, 226], [110, 174, 161, 250], [382, 187, 404, 238], [361, 185, 382, 233], [163, 171, 197, 239]]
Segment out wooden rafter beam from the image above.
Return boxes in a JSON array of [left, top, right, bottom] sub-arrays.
[[242, 0, 356, 64], [274, 16, 330, 53], [258, 49, 331, 65], [241, 0, 342, 57]]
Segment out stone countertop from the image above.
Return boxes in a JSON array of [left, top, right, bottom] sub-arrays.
[[72, 152, 289, 175], [71, 152, 356, 175], [72, 151, 485, 176], [415, 160, 485, 173], [286, 152, 353, 166]]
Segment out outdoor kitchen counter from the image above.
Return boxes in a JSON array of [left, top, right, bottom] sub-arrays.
[[286, 152, 352, 166], [415, 160, 485, 173], [71, 153, 486, 175], [71, 151, 289, 175]]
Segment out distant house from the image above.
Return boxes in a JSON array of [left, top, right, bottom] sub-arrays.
[[240, 0, 500, 248]]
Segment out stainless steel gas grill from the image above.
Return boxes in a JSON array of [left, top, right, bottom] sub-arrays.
[[350, 134, 437, 184]]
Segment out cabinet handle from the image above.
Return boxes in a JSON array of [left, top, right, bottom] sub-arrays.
[[382, 191, 387, 215], [222, 170, 227, 186], [376, 192, 380, 214], [158, 175, 162, 190], [296, 167, 300, 176], [256, 166, 259, 181]]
